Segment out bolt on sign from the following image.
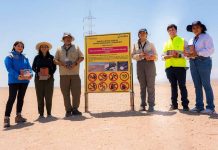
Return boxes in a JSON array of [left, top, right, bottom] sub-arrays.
[[85, 33, 133, 93]]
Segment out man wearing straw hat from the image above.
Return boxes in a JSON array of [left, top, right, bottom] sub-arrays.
[[54, 33, 84, 117]]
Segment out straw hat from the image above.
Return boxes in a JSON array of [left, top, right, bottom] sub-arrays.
[[36, 42, 52, 51]]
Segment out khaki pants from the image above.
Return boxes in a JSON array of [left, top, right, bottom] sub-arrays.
[[35, 77, 54, 116], [137, 60, 156, 107], [60, 75, 81, 112]]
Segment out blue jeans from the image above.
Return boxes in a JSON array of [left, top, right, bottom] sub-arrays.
[[190, 57, 215, 110]]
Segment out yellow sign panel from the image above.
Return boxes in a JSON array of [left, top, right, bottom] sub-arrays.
[[85, 33, 132, 93]]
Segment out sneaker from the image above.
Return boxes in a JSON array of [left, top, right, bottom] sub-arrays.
[[4, 117, 10, 128], [200, 109, 215, 115], [183, 106, 190, 111], [47, 114, 52, 118], [15, 114, 27, 123], [148, 107, 154, 112], [38, 115, 45, 119], [169, 105, 178, 111], [139, 106, 146, 111], [190, 107, 201, 113], [65, 111, 72, 117], [72, 109, 82, 115]]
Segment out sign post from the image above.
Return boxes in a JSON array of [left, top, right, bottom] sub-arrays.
[[84, 32, 134, 112]]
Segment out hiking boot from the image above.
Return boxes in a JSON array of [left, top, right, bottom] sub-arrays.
[[169, 105, 178, 111], [15, 114, 27, 123], [72, 109, 82, 115], [4, 117, 10, 128], [183, 106, 190, 112], [65, 111, 72, 117], [148, 106, 155, 112]]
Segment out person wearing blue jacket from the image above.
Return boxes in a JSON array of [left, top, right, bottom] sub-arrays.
[[4, 41, 33, 128]]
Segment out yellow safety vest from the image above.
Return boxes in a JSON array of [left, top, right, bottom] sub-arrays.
[[163, 36, 186, 69]]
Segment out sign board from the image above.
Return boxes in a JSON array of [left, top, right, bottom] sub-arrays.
[[85, 33, 133, 93]]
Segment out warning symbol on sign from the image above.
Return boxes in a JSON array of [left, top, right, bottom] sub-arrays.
[[88, 82, 97, 91], [109, 82, 118, 91], [109, 72, 118, 81], [120, 72, 129, 81], [120, 82, 129, 91], [98, 73, 107, 81], [98, 82, 107, 91], [88, 73, 97, 82]]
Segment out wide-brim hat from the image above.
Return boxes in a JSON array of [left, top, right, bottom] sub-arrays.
[[36, 42, 52, 51], [61, 32, 75, 42], [186, 21, 207, 32]]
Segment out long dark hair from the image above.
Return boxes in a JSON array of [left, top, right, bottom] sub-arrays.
[[12, 41, 25, 52], [38, 48, 50, 57]]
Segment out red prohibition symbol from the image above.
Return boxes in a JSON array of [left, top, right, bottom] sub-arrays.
[[109, 72, 118, 81], [88, 82, 97, 91], [88, 73, 97, 82], [98, 82, 107, 91], [120, 72, 129, 81], [109, 82, 118, 91], [98, 73, 108, 81], [120, 82, 129, 91]]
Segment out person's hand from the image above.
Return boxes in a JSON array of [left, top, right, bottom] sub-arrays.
[[145, 54, 156, 61], [149, 55, 156, 61], [183, 50, 189, 57], [189, 45, 195, 54], [191, 49, 198, 57], [172, 51, 179, 58], [59, 61, 66, 66], [26, 76, 32, 80], [18, 75, 24, 80], [139, 52, 146, 58], [69, 63, 77, 70], [18, 75, 31, 80], [184, 47, 198, 58], [23, 75, 32, 80]]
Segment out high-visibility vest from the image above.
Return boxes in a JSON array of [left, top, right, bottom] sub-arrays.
[[163, 36, 186, 69]]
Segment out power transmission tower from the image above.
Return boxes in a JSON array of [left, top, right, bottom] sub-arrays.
[[83, 10, 96, 36]]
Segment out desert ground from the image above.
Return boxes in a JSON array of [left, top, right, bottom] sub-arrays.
[[0, 82, 218, 150]]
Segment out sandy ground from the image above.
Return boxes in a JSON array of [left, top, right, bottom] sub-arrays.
[[0, 82, 218, 150]]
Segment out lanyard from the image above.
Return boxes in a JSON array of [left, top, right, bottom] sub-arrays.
[[64, 45, 72, 57], [139, 41, 147, 52], [193, 36, 199, 48]]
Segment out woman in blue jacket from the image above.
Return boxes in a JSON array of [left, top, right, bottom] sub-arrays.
[[4, 41, 33, 128]]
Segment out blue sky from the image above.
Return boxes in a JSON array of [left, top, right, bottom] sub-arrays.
[[0, 0, 218, 87]]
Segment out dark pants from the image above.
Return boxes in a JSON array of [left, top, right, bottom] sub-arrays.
[[5, 83, 28, 117], [166, 67, 189, 108], [35, 77, 54, 116], [60, 75, 81, 112], [190, 57, 214, 110], [137, 60, 156, 107]]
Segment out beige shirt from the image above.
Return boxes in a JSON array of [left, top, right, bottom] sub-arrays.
[[55, 44, 84, 75], [132, 40, 157, 61]]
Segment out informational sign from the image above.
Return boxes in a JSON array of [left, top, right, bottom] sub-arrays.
[[85, 33, 132, 93]]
